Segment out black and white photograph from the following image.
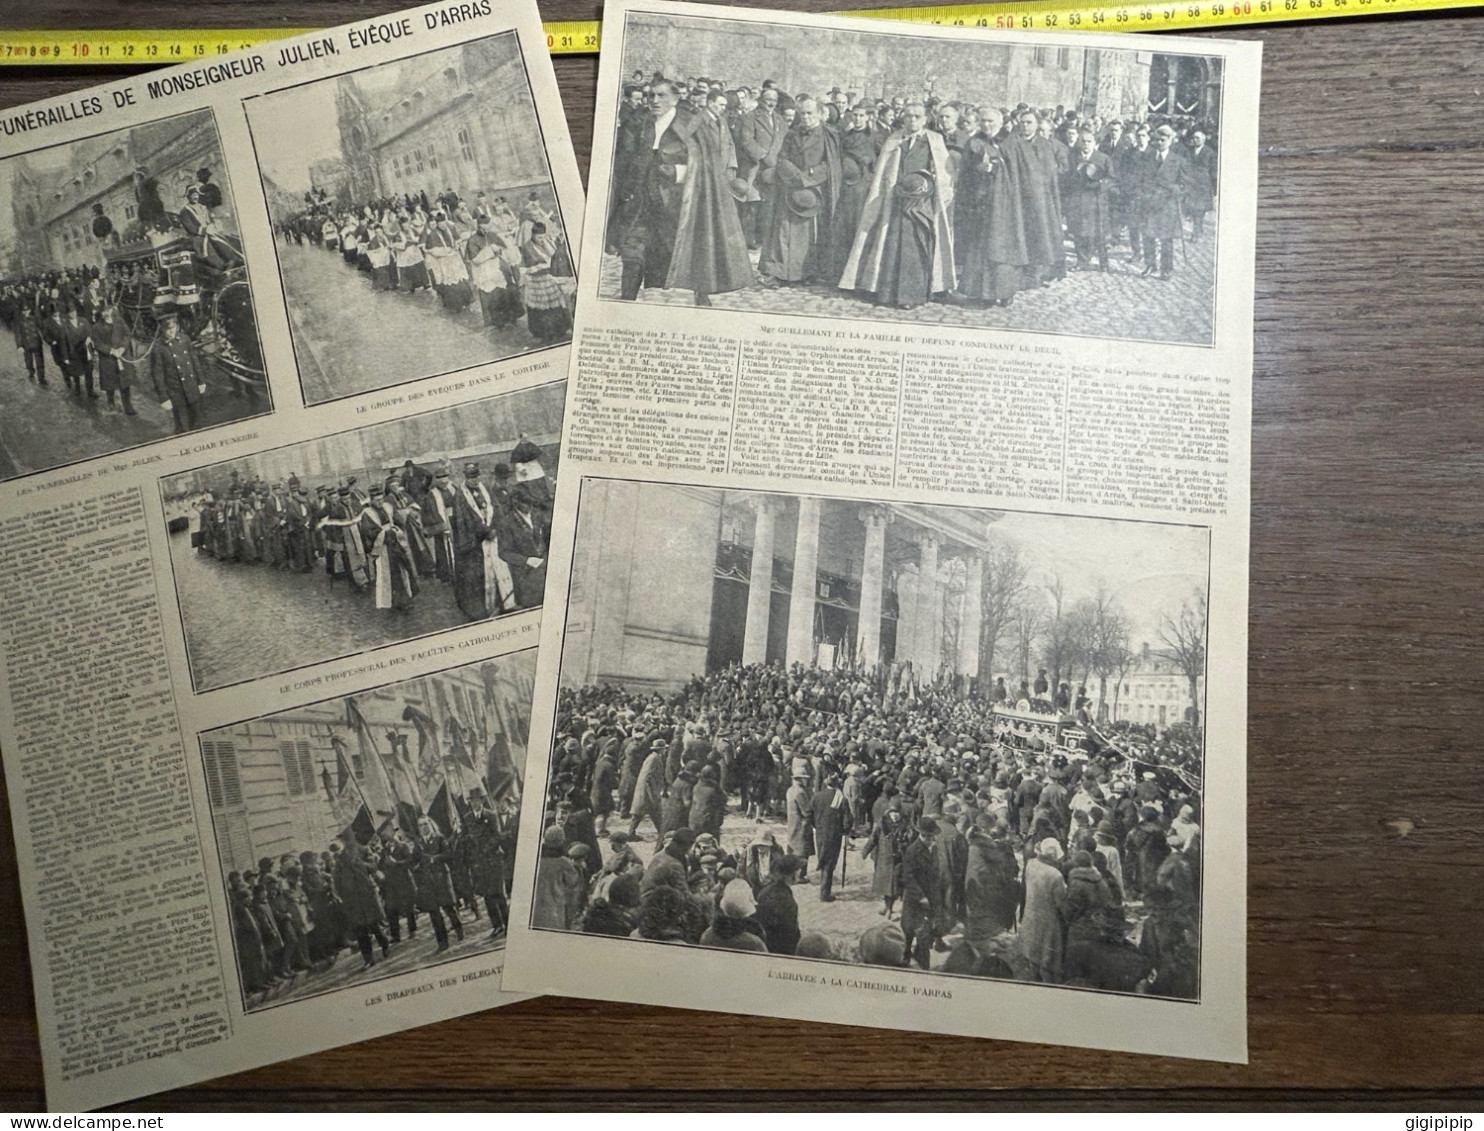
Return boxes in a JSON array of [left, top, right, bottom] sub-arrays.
[[0, 109, 269, 481], [160, 382, 563, 692], [600, 13, 1222, 345], [246, 34, 575, 407], [200, 651, 533, 1012], [533, 478, 1208, 999]]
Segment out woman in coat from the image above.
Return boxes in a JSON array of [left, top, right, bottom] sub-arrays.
[[962, 819, 1021, 943], [1019, 838, 1067, 984], [861, 798, 908, 917], [688, 763, 727, 839], [659, 766, 697, 842]]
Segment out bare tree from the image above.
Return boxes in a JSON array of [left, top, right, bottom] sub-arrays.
[[1040, 572, 1082, 707], [1009, 589, 1048, 690], [1079, 585, 1131, 723], [1158, 590, 1208, 728], [1110, 641, 1137, 722], [977, 540, 1027, 686]]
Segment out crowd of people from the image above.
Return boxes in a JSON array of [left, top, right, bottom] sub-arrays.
[[607, 72, 1218, 309], [181, 436, 553, 622], [1, 164, 258, 433], [228, 803, 518, 1006], [279, 186, 574, 345], [533, 661, 1202, 998]]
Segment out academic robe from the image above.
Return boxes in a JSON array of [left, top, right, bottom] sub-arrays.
[[666, 108, 753, 295], [838, 129, 956, 303], [451, 481, 516, 620]]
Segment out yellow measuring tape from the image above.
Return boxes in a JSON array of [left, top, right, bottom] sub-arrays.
[[0, 0, 1475, 63]]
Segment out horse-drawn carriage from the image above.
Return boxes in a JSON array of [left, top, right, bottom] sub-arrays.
[[104, 230, 264, 397]]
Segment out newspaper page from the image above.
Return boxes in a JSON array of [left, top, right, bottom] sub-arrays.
[[503, 0, 1255, 1063], [0, 0, 582, 1110]]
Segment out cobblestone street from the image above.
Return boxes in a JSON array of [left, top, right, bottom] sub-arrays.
[[596, 224, 1216, 346], [168, 526, 473, 692], [620, 807, 1036, 978], [278, 240, 543, 405], [247, 910, 505, 1013]]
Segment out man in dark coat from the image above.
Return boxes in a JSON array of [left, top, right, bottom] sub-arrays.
[[590, 738, 619, 837], [753, 855, 802, 954], [1183, 127, 1218, 237], [616, 80, 690, 300], [736, 87, 788, 249], [810, 774, 851, 901], [688, 763, 727, 839], [497, 439, 551, 610], [148, 313, 206, 433], [12, 305, 47, 385], [1137, 124, 1192, 279], [666, 89, 753, 306], [976, 110, 1065, 304], [760, 97, 842, 287], [1063, 126, 1116, 271], [901, 818, 943, 969]]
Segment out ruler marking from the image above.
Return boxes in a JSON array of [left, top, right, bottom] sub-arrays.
[[0, 0, 1477, 64]]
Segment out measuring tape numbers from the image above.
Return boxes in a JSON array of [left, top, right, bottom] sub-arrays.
[[0, 0, 1476, 64]]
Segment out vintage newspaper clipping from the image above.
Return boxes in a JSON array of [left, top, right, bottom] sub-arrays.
[[503, 0, 1256, 1063], [0, 0, 581, 1110]]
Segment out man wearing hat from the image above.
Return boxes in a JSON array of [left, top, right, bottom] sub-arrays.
[[421, 466, 457, 583], [149, 312, 207, 433], [1136, 123, 1192, 279], [759, 97, 842, 288], [839, 102, 956, 309], [810, 772, 851, 901], [451, 462, 516, 621], [627, 737, 668, 840], [784, 770, 815, 881], [497, 438, 552, 610], [900, 817, 944, 969]]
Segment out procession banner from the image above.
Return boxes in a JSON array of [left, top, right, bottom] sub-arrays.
[[0, 0, 583, 1110], [503, 0, 1255, 1063]]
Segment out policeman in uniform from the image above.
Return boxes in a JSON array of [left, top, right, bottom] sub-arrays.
[[149, 313, 207, 433]]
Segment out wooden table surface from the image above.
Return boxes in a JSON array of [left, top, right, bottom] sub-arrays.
[[1, 0, 1482, 1112]]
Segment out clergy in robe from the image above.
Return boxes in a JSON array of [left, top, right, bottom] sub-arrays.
[[838, 103, 955, 309], [962, 109, 1065, 306], [616, 81, 690, 300], [832, 104, 881, 278], [666, 89, 753, 305], [450, 464, 517, 621], [758, 97, 842, 287], [359, 486, 419, 613]]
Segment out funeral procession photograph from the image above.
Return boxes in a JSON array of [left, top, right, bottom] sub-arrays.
[[532, 480, 1210, 999], [0, 109, 269, 481], [159, 381, 562, 693], [246, 33, 575, 407], [599, 13, 1223, 346], [200, 652, 532, 1012]]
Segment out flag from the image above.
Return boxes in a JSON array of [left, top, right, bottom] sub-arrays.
[[348, 697, 423, 812], [485, 733, 521, 806], [427, 782, 456, 837], [340, 803, 376, 847]]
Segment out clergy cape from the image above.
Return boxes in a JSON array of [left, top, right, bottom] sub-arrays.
[[982, 132, 1066, 269], [838, 129, 956, 295], [666, 109, 754, 295]]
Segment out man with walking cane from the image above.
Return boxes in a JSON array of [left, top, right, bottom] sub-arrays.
[[811, 773, 851, 903]]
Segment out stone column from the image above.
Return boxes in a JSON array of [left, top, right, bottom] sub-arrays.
[[785, 495, 821, 667], [856, 505, 890, 667], [741, 496, 778, 666], [916, 531, 941, 677], [958, 551, 983, 678]]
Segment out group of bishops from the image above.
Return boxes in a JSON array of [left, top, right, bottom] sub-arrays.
[[608, 75, 1219, 309], [280, 185, 574, 344], [189, 436, 553, 622]]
